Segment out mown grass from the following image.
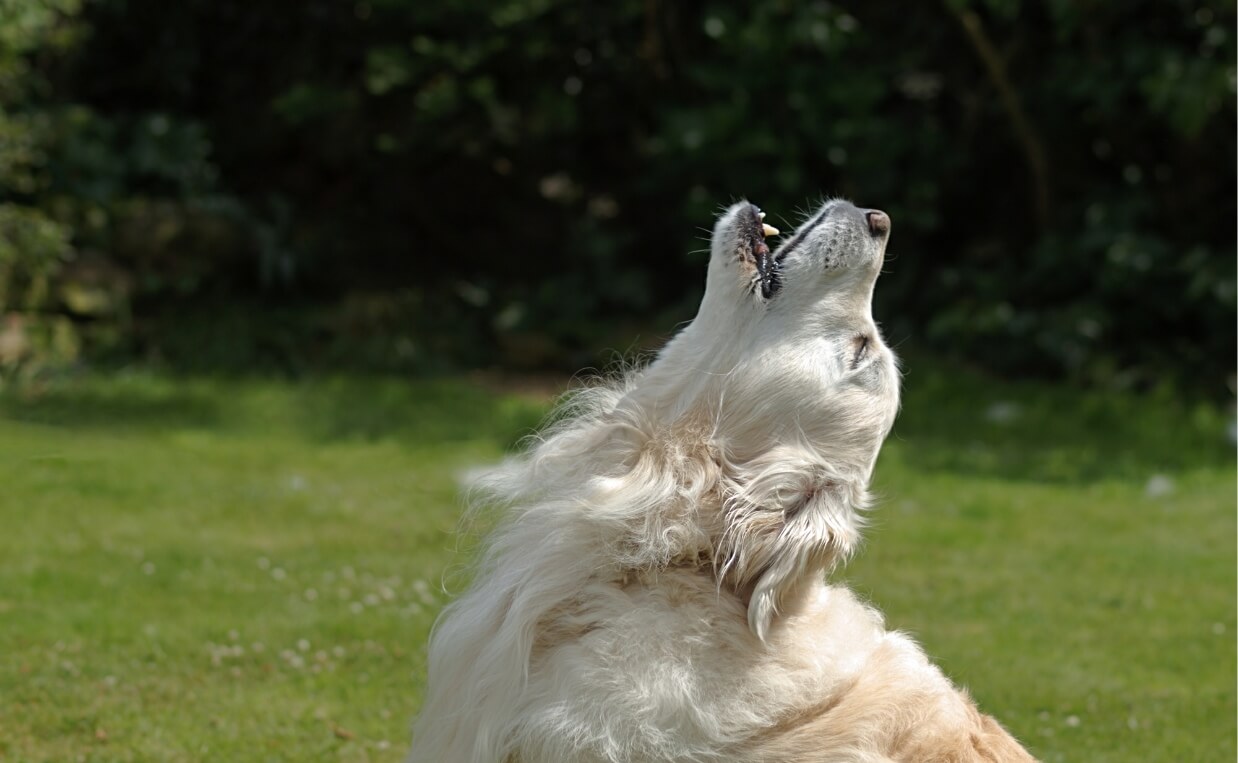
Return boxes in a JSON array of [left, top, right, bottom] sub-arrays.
[[0, 368, 1233, 762]]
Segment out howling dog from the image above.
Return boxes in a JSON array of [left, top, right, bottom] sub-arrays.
[[409, 199, 1037, 762]]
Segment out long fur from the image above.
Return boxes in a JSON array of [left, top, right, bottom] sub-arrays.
[[409, 200, 1038, 762]]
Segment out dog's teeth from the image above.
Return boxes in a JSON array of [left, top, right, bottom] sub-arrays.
[[758, 211, 767, 219], [762, 223, 780, 237]]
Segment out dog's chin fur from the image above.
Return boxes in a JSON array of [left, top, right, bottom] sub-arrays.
[[408, 200, 1037, 762]]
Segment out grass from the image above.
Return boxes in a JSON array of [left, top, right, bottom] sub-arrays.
[[0, 367, 1233, 762]]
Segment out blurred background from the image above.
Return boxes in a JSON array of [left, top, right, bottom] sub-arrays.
[[1, 0, 1234, 389], [2, 2, 1235, 761]]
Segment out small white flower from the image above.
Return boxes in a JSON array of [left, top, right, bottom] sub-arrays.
[[985, 401, 1021, 424], [413, 579, 435, 604], [1144, 474, 1174, 498]]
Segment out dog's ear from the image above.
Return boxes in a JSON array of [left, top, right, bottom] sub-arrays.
[[720, 454, 867, 642]]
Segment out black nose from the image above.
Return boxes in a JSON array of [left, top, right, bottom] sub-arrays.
[[866, 210, 890, 236]]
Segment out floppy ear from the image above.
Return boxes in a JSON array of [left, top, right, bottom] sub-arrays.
[[717, 449, 868, 642]]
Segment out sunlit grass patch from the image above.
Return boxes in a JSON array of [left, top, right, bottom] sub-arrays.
[[0, 370, 1232, 762]]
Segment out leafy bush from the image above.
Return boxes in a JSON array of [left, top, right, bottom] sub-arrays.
[[0, 0, 81, 374], [1, 0, 1233, 390]]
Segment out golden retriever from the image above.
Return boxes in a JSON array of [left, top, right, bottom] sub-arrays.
[[409, 199, 1037, 763]]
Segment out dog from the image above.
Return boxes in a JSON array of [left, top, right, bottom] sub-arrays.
[[408, 199, 1038, 762]]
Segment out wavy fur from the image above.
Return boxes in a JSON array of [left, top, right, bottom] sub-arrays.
[[409, 200, 1037, 762]]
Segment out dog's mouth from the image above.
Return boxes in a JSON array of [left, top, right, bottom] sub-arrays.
[[743, 201, 892, 298], [743, 204, 783, 299]]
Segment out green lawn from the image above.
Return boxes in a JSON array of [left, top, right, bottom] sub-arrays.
[[0, 369, 1233, 762]]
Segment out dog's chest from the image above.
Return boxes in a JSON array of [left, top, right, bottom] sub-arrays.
[[521, 573, 887, 760]]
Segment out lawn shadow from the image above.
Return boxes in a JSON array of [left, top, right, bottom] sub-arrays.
[[0, 377, 220, 431], [3, 367, 1230, 485], [0, 373, 555, 456], [287, 375, 552, 450], [889, 363, 1234, 484]]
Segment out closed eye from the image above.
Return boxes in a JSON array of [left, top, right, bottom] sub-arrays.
[[849, 334, 870, 370]]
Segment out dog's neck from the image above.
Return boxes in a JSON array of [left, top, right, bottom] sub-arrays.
[[602, 268, 895, 640], [624, 269, 884, 453]]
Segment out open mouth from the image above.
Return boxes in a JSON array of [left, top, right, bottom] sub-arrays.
[[746, 201, 892, 296], [744, 204, 783, 299]]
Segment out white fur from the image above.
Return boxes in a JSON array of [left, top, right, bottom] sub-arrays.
[[408, 199, 1037, 762]]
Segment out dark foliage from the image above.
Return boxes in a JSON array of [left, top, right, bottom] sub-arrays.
[[1, 0, 1233, 391]]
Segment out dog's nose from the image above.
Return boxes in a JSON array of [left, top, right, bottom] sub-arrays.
[[866, 210, 890, 237]]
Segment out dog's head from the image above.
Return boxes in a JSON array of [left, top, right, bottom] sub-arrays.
[[631, 199, 901, 639]]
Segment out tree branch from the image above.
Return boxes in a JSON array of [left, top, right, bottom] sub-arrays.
[[948, 5, 1050, 229]]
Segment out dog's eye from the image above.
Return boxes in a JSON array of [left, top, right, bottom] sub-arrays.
[[849, 334, 870, 370]]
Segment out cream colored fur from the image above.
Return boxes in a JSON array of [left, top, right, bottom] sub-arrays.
[[408, 199, 1038, 762]]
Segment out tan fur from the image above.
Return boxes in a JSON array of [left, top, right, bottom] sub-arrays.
[[408, 200, 1039, 763], [738, 640, 1036, 762]]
